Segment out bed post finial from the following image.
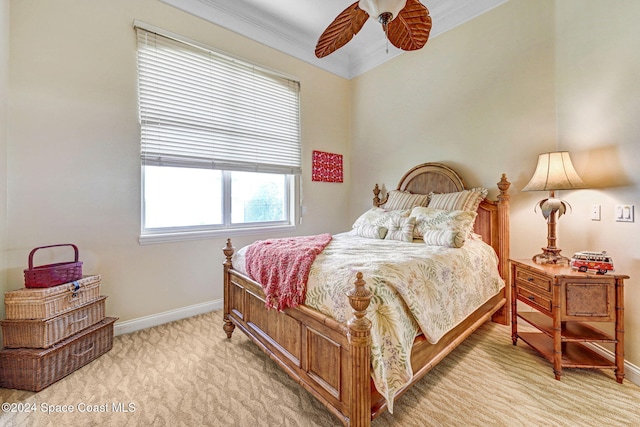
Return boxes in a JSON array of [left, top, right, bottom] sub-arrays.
[[497, 174, 511, 202], [223, 238, 235, 268], [346, 272, 372, 427], [347, 272, 372, 331], [373, 184, 381, 207], [373, 184, 388, 207]]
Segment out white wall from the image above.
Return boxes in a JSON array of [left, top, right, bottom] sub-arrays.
[[6, 0, 351, 324], [555, 0, 640, 367], [0, 0, 9, 322], [349, 0, 640, 370]]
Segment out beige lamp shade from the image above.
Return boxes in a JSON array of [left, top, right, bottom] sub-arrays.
[[523, 151, 586, 191]]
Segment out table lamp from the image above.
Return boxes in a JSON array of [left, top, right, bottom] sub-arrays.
[[522, 151, 586, 265]]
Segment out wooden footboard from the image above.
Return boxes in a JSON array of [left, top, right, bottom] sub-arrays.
[[223, 250, 373, 426]]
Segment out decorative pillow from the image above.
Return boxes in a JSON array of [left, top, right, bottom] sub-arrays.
[[421, 230, 467, 248], [383, 190, 430, 210], [410, 206, 477, 247], [385, 216, 416, 242], [352, 207, 410, 229], [355, 224, 388, 239], [427, 188, 488, 212]]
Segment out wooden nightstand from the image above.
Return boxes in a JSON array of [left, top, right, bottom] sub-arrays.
[[510, 259, 627, 383]]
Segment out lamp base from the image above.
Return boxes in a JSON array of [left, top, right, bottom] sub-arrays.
[[532, 248, 570, 266]]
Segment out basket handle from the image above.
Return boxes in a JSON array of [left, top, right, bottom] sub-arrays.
[[71, 343, 95, 358], [68, 315, 89, 328], [28, 244, 79, 269]]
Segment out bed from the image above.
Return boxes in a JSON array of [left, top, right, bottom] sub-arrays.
[[222, 162, 511, 427]]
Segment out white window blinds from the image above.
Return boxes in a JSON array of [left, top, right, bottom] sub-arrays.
[[135, 25, 302, 175]]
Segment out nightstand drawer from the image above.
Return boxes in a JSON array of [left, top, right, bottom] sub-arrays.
[[517, 286, 552, 313], [514, 267, 552, 295]]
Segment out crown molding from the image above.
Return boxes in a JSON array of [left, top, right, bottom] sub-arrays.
[[160, 0, 509, 79]]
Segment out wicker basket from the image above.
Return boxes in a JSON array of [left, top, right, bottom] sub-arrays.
[[24, 244, 83, 288], [1, 296, 107, 348], [4, 275, 101, 320], [0, 317, 117, 392]]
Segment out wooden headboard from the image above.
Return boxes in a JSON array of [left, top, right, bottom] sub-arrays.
[[372, 162, 511, 280]]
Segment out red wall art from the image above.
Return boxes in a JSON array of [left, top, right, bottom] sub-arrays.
[[312, 150, 343, 183]]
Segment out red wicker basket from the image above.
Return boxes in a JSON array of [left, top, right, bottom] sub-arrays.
[[24, 244, 83, 288]]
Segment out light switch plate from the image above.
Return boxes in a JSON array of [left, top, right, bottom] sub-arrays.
[[615, 205, 634, 222], [591, 205, 601, 221]]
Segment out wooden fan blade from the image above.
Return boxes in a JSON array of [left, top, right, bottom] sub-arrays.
[[315, 2, 369, 58], [387, 0, 432, 51]]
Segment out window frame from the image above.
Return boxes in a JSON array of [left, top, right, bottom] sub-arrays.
[[134, 21, 301, 244]]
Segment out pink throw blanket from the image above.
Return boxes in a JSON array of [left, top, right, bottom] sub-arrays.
[[245, 233, 332, 310]]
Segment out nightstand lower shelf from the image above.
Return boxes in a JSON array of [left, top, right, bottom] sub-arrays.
[[518, 311, 616, 342], [517, 332, 615, 369]]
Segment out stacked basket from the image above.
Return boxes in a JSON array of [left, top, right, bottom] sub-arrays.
[[0, 244, 117, 392]]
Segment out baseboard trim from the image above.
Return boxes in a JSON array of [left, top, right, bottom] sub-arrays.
[[113, 299, 223, 336], [585, 342, 640, 386]]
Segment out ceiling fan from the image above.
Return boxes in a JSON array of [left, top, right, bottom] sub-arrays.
[[315, 0, 432, 58]]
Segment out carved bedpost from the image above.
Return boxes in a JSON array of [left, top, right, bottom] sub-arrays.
[[496, 174, 511, 281], [346, 272, 373, 427], [494, 174, 511, 325], [223, 239, 236, 339]]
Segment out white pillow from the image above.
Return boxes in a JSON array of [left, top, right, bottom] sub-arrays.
[[384, 190, 430, 210], [352, 207, 410, 229], [421, 230, 467, 248], [385, 216, 416, 242], [355, 224, 388, 239], [428, 188, 488, 212], [410, 206, 477, 247]]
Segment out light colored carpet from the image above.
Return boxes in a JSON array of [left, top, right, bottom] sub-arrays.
[[1, 310, 639, 426]]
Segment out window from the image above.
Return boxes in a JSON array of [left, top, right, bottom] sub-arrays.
[[135, 22, 301, 243]]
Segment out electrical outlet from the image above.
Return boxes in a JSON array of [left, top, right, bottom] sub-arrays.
[[591, 205, 601, 221], [615, 205, 634, 222]]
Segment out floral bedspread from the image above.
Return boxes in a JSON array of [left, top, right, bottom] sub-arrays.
[[233, 232, 505, 413]]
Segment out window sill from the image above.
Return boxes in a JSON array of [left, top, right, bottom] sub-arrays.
[[139, 224, 297, 245]]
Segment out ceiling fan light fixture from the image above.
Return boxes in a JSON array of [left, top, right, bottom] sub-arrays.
[[315, 0, 429, 58], [358, 0, 407, 22]]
